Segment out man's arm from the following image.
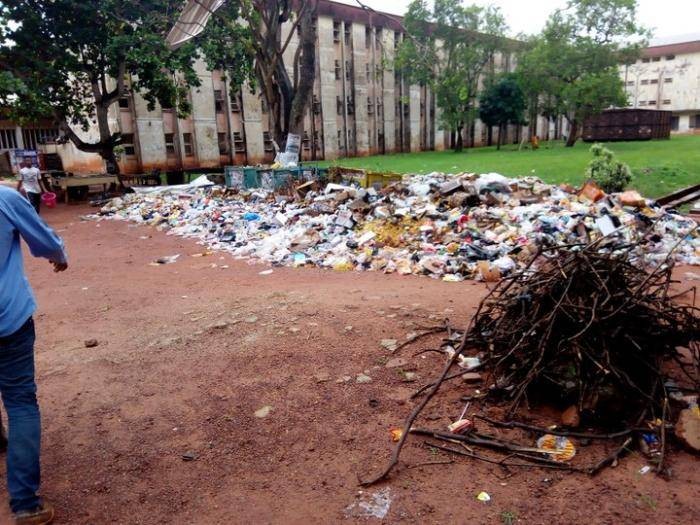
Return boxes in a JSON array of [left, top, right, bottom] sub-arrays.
[[0, 188, 67, 266]]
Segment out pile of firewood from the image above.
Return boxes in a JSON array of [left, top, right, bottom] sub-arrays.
[[364, 240, 699, 485]]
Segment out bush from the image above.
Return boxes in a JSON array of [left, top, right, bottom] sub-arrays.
[[585, 143, 633, 193]]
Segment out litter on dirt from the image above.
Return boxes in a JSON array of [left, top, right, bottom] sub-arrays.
[[93, 173, 699, 280]]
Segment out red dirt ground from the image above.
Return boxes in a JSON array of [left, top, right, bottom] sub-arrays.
[[0, 203, 697, 524]]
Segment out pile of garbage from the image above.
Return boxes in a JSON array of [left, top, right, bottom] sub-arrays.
[[95, 172, 700, 279], [364, 241, 699, 485]]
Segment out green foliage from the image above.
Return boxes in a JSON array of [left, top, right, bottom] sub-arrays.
[[0, 1, 253, 154], [478, 74, 527, 131], [585, 143, 633, 192], [500, 510, 518, 525], [517, 0, 648, 145], [314, 135, 700, 198], [396, 0, 508, 143]]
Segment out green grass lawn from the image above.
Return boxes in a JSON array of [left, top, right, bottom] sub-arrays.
[[310, 135, 700, 198]]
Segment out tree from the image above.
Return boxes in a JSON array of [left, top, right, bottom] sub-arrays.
[[0, 1, 253, 178], [478, 74, 527, 150], [517, 0, 647, 147], [396, 0, 508, 152], [243, 0, 318, 148]]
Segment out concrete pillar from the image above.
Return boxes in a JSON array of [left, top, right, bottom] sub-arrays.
[[14, 126, 24, 149], [352, 24, 369, 156], [381, 29, 396, 154], [190, 59, 220, 167], [241, 83, 265, 164], [409, 85, 421, 152], [434, 104, 445, 151], [132, 87, 166, 172], [317, 16, 339, 159]]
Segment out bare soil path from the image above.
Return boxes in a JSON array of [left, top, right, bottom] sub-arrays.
[[0, 204, 697, 524]]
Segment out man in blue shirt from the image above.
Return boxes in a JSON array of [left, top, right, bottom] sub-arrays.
[[0, 185, 67, 525]]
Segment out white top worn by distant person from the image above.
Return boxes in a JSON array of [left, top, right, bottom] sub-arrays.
[[18, 165, 42, 195]]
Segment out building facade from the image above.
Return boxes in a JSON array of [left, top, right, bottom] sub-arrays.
[[1, 0, 532, 176], [621, 34, 700, 133]]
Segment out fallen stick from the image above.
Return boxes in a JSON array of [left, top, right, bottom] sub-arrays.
[[359, 347, 466, 486], [424, 441, 576, 471], [587, 437, 633, 475], [410, 366, 475, 399], [392, 325, 449, 354], [474, 414, 634, 440]]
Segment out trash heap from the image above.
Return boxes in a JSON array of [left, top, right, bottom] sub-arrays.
[[364, 241, 699, 485], [96, 172, 700, 279]]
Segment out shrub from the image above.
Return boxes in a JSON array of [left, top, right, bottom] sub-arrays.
[[585, 143, 633, 193]]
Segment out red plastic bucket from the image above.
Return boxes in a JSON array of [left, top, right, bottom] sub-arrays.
[[41, 192, 57, 208]]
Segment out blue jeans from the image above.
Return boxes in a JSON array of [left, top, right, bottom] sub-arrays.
[[0, 317, 41, 513]]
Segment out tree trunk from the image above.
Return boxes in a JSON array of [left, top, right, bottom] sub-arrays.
[[496, 124, 502, 150], [287, 2, 316, 139], [566, 119, 578, 147], [454, 126, 464, 152]]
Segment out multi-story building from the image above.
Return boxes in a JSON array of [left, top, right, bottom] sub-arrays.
[[621, 33, 700, 133], [1, 0, 529, 176]]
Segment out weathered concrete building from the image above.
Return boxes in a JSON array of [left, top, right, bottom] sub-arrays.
[[621, 33, 700, 133], [1, 0, 530, 175]]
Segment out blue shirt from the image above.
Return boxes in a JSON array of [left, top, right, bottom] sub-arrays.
[[0, 185, 67, 337]]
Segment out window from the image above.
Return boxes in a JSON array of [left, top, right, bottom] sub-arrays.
[[263, 131, 274, 152], [335, 60, 341, 80], [640, 79, 649, 85], [313, 130, 321, 149], [214, 90, 225, 113], [641, 57, 650, 63], [333, 21, 340, 43], [652, 56, 661, 62], [365, 62, 371, 81], [218, 132, 229, 155], [626, 80, 634, 86], [164, 133, 175, 155], [394, 31, 400, 49], [663, 99, 671, 105], [336, 96, 343, 115], [302, 131, 310, 151], [182, 132, 194, 157], [233, 131, 246, 152], [375, 65, 383, 81], [666, 54, 675, 60], [665, 78, 673, 84], [344, 24, 351, 46], [648, 100, 656, 105], [365, 26, 371, 48], [650, 79, 658, 84], [671, 116, 679, 131], [121, 133, 136, 156], [639, 101, 647, 106], [346, 96, 354, 115], [345, 60, 352, 80], [403, 102, 409, 117], [118, 97, 130, 109], [312, 94, 321, 115], [376, 97, 383, 117], [0, 128, 18, 149], [21, 128, 59, 150], [337, 130, 343, 150], [367, 97, 374, 115], [230, 93, 241, 112]]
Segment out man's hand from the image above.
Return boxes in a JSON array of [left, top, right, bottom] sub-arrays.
[[50, 260, 68, 273]]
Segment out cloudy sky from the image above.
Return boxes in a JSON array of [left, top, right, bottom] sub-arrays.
[[334, 0, 700, 41]]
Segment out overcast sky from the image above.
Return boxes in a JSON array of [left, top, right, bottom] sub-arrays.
[[335, 0, 700, 41]]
